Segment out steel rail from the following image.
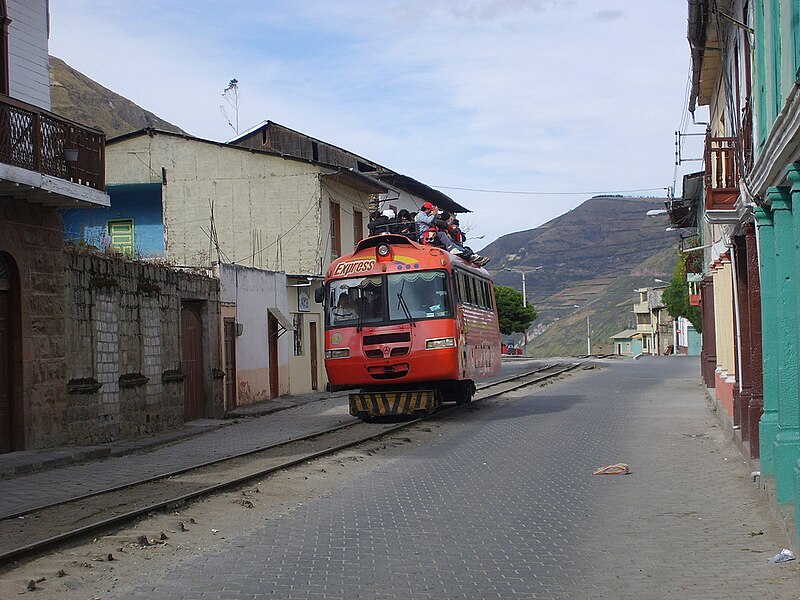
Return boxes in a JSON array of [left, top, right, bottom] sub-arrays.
[[0, 361, 581, 566]]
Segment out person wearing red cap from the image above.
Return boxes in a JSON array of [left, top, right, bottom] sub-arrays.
[[414, 202, 490, 266], [415, 202, 439, 242]]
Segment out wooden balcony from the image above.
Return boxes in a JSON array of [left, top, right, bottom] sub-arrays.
[[704, 133, 740, 222], [0, 94, 105, 190]]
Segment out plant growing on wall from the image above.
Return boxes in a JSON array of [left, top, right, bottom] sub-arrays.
[[662, 250, 702, 333]]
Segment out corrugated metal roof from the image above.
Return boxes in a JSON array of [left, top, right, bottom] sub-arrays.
[[610, 329, 639, 339]]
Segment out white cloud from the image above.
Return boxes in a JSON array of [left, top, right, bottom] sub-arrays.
[[49, 0, 699, 249]]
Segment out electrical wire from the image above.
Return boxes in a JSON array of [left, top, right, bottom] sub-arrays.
[[430, 186, 667, 196], [230, 193, 321, 266]]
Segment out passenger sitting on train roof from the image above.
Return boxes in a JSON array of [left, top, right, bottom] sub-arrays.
[[367, 209, 398, 236], [396, 209, 416, 240], [416, 203, 465, 254], [438, 212, 465, 246], [416, 203, 489, 266]]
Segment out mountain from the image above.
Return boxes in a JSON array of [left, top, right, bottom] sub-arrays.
[[483, 196, 680, 356], [49, 56, 186, 138]]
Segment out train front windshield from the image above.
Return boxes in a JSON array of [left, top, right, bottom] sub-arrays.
[[325, 271, 453, 328]]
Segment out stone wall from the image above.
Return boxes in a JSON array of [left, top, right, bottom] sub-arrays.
[[64, 251, 223, 445], [0, 199, 66, 450]]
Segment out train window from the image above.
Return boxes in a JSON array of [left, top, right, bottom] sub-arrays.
[[455, 271, 468, 303], [387, 270, 452, 321], [455, 272, 493, 310], [326, 276, 384, 328], [464, 273, 473, 304], [477, 278, 487, 307], [470, 277, 481, 307]]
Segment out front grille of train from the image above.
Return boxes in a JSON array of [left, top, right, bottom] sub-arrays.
[[364, 347, 410, 358], [363, 333, 411, 345]]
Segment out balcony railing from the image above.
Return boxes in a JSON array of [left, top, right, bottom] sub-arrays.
[[704, 133, 739, 211], [0, 94, 105, 190]]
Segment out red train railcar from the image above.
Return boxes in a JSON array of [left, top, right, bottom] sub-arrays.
[[315, 233, 501, 419]]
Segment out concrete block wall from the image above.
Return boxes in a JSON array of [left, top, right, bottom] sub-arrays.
[[64, 251, 222, 445]]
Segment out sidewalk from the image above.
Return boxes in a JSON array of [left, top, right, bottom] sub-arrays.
[[0, 390, 354, 519], [0, 391, 349, 480]]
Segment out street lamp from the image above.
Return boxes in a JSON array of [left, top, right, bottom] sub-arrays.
[[503, 266, 543, 354], [503, 265, 543, 307], [574, 304, 591, 356], [504, 267, 527, 307]]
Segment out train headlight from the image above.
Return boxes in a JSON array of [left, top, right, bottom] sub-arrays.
[[325, 348, 351, 359], [377, 244, 390, 257], [425, 337, 456, 350]]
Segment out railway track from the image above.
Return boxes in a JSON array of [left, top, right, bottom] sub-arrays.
[[0, 360, 582, 566]]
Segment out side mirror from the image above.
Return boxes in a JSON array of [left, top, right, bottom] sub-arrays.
[[314, 286, 324, 304]]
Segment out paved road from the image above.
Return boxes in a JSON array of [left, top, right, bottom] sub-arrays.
[[112, 356, 800, 599]]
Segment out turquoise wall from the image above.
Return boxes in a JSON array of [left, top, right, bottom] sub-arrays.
[[62, 183, 164, 257], [753, 0, 800, 149]]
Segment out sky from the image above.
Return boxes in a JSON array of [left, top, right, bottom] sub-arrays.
[[49, 0, 707, 250]]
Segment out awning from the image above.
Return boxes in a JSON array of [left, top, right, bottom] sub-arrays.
[[268, 307, 294, 332]]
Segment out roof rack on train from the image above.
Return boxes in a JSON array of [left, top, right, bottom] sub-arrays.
[[354, 233, 416, 252]]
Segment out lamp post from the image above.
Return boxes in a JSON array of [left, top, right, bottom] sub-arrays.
[[574, 304, 591, 356], [504, 268, 527, 307], [586, 311, 591, 355], [503, 266, 542, 354]]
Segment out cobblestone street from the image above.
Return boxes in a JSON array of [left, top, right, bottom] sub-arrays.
[[98, 357, 798, 599]]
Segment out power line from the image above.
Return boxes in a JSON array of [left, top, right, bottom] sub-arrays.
[[430, 186, 667, 196]]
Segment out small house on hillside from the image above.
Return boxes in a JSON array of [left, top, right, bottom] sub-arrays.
[[610, 329, 642, 357]]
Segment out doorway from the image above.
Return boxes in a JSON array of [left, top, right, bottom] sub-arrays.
[[181, 302, 206, 421], [309, 321, 318, 391], [0, 252, 19, 452], [268, 313, 279, 398], [223, 317, 237, 409]]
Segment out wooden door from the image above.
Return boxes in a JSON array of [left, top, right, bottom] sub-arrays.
[[268, 314, 279, 398], [309, 321, 318, 391], [181, 303, 206, 421], [223, 317, 237, 409], [0, 289, 11, 452]]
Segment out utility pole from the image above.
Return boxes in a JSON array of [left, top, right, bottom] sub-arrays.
[[586, 310, 591, 356], [504, 266, 542, 355], [574, 304, 591, 356]]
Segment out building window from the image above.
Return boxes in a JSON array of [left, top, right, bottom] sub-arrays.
[[293, 313, 303, 356], [108, 219, 135, 255], [353, 209, 363, 244], [330, 201, 341, 258]]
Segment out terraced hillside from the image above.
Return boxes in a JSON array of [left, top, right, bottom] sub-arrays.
[[484, 196, 679, 356]]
